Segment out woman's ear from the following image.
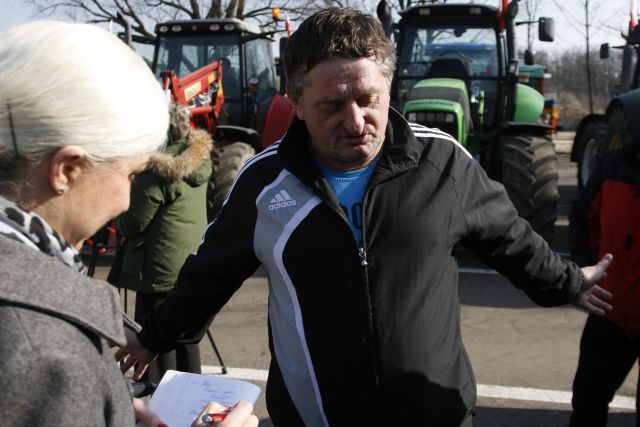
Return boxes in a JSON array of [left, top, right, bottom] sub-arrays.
[[49, 146, 87, 195]]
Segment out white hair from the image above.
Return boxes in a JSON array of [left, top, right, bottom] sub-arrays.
[[0, 20, 168, 163]]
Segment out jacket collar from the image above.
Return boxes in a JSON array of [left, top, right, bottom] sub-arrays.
[[0, 235, 127, 347], [278, 107, 419, 192], [147, 128, 212, 182]]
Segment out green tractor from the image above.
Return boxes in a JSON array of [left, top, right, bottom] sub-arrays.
[[572, 22, 640, 188], [377, 0, 558, 241]]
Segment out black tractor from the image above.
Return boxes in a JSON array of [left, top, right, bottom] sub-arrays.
[[572, 24, 640, 188]]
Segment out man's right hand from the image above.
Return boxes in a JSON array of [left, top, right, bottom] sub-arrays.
[[114, 327, 158, 381]]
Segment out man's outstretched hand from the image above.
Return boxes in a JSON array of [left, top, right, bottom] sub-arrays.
[[574, 253, 613, 316], [114, 327, 157, 381]]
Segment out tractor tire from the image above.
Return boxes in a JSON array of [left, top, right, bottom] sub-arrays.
[[576, 121, 607, 188], [499, 133, 559, 242], [207, 142, 256, 221], [605, 106, 630, 152]]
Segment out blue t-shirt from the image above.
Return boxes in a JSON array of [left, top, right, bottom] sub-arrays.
[[317, 158, 379, 246]]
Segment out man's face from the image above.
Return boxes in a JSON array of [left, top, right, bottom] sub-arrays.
[[293, 57, 390, 171]]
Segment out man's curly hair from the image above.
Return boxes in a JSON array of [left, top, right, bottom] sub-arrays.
[[283, 8, 396, 101]]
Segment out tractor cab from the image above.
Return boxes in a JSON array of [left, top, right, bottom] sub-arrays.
[[150, 17, 295, 220], [395, 8, 502, 133], [152, 19, 281, 143], [380, 0, 560, 242], [391, 3, 555, 154]]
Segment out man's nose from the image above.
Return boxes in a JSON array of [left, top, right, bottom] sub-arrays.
[[343, 102, 365, 135]]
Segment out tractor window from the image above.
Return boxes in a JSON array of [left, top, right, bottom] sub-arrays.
[[245, 38, 277, 103], [154, 34, 241, 82], [397, 24, 500, 126], [399, 25, 498, 78]]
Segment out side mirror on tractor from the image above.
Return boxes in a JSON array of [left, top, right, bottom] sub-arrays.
[[376, 0, 393, 38], [524, 49, 534, 66], [538, 17, 555, 42], [600, 43, 610, 60]]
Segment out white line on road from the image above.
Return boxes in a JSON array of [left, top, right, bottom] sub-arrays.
[[202, 365, 635, 410], [203, 365, 268, 382], [477, 384, 635, 410]]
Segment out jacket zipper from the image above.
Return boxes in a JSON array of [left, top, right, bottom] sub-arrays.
[[324, 194, 380, 405], [358, 247, 368, 266], [359, 188, 382, 415]]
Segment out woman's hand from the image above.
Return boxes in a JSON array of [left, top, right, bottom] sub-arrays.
[[132, 397, 168, 427], [191, 401, 258, 427]]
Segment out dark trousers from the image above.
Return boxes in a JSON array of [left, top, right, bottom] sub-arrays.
[[135, 291, 201, 384], [570, 314, 640, 427]]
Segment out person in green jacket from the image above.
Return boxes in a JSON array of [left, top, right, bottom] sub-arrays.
[[109, 104, 213, 383]]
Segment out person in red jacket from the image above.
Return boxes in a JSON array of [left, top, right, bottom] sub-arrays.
[[568, 137, 640, 426]]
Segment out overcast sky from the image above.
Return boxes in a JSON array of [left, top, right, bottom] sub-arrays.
[[0, 0, 634, 55]]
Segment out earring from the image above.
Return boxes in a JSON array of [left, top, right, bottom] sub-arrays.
[[57, 187, 66, 194]]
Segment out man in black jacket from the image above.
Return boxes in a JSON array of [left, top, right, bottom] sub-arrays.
[[117, 8, 613, 426]]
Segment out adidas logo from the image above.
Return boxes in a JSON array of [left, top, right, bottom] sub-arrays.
[[268, 189, 297, 211]]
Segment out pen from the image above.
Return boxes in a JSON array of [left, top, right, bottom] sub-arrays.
[[201, 406, 232, 425]]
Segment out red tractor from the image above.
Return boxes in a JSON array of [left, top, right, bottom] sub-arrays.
[[152, 17, 295, 219]]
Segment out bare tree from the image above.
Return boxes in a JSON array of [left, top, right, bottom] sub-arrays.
[[25, 0, 332, 38], [550, 0, 626, 113], [521, 0, 541, 51], [541, 46, 622, 127]]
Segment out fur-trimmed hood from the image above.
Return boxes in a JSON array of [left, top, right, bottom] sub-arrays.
[[148, 128, 213, 186]]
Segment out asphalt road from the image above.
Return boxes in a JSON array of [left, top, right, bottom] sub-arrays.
[[96, 139, 638, 426]]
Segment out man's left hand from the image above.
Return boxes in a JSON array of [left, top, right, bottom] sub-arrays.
[[574, 253, 613, 316]]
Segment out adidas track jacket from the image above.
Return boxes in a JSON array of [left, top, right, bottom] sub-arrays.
[[139, 108, 584, 426]]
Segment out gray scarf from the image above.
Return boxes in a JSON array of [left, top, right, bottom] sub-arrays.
[[0, 196, 85, 273]]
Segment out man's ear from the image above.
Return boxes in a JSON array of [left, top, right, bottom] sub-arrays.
[[49, 145, 87, 195], [292, 95, 305, 121]]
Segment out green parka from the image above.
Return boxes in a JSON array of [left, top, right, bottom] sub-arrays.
[[108, 129, 212, 293]]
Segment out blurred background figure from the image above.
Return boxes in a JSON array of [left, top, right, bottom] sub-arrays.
[[568, 136, 640, 426], [108, 103, 212, 384]]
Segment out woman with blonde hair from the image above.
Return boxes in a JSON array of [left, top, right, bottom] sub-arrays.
[[0, 20, 256, 427]]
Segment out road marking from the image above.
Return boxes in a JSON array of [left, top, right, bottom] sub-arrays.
[[477, 384, 635, 410], [202, 365, 635, 410], [203, 365, 268, 382]]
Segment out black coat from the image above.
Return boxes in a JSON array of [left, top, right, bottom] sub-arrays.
[[140, 108, 583, 426]]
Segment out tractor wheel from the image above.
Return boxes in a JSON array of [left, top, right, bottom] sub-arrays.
[[207, 142, 256, 221], [576, 121, 607, 188], [499, 133, 559, 242], [605, 106, 630, 152]]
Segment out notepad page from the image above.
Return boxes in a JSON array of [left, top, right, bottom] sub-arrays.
[[147, 370, 261, 427]]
